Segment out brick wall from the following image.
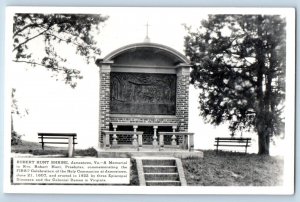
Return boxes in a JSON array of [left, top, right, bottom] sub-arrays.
[[176, 67, 190, 132], [99, 69, 111, 146]]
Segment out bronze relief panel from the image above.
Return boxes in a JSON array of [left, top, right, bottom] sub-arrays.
[[110, 72, 176, 115]]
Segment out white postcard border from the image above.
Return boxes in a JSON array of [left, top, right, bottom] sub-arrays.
[[3, 6, 295, 195]]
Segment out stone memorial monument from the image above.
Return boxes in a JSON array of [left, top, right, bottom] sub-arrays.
[[96, 42, 192, 150]]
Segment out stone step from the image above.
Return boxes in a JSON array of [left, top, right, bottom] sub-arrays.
[[144, 173, 179, 181], [143, 165, 177, 173], [136, 157, 187, 186], [146, 180, 181, 186], [142, 159, 176, 166]]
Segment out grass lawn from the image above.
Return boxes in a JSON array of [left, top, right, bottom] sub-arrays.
[[11, 140, 98, 157], [182, 150, 283, 186]]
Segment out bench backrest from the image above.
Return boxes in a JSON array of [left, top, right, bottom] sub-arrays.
[[38, 133, 77, 143], [215, 137, 251, 146], [38, 133, 77, 137], [215, 137, 251, 142]]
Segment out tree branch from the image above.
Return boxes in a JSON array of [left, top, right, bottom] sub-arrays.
[[45, 32, 94, 50], [12, 59, 61, 71], [13, 28, 50, 52], [13, 23, 43, 38]]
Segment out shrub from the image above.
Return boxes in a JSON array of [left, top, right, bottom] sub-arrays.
[[11, 130, 22, 145]]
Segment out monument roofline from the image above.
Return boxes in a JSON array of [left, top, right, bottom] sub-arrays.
[[101, 42, 191, 65]]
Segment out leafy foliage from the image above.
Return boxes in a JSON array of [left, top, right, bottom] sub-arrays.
[[185, 15, 286, 154], [11, 88, 27, 145], [13, 13, 108, 87], [11, 130, 23, 145], [11, 88, 28, 117]]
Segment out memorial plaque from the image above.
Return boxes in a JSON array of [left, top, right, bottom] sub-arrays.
[[110, 72, 176, 115]]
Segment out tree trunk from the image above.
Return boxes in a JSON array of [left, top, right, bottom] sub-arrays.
[[11, 114, 14, 132], [255, 15, 270, 156], [256, 59, 270, 155], [258, 128, 270, 155]]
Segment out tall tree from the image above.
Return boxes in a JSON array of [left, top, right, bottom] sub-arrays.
[[185, 15, 286, 155], [13, 13, 108, 87], [11, 88, 28, 145]]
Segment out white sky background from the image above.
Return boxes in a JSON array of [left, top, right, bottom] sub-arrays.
[[9, 7, 287, 155]]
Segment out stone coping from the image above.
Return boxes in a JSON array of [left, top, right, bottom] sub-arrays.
[[109, 114, 177, 119], [97, 150, 204, 159], [111, 122, 178, 127]]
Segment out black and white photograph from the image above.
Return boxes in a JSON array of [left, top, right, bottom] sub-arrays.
[[3, 7, 295, 194]]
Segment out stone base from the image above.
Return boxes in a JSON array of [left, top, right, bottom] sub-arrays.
[[96, 149, 204, 159]]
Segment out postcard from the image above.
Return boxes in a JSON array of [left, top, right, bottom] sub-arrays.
[[3, 7, 295, 194]]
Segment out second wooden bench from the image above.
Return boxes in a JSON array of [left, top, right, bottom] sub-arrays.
[[214, 137, 251, 153]]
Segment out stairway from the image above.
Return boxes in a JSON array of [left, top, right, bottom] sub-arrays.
[[136, 158, 187, 186]]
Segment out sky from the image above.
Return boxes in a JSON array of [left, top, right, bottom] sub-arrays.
[[7, 7, 291, 155]]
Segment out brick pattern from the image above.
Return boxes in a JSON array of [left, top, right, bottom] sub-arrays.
[[99, 71, 110, 145], [176, 74, 189, 132]]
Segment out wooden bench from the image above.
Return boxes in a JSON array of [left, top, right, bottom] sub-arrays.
[[214, 137, 251, 153], [103, 131, 143, 150], [38, 133, 77, 157], [158, 132, 194, 151]]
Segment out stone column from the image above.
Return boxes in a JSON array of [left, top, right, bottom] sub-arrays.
[[176, 64, 190, 134], [112, 124, 118, 145], [133, 125, 138, 146], [97, 61, 113, 148], [171, 126, 177, 146], [153, 126, 158, 146]]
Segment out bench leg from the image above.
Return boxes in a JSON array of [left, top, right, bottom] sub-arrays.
[[41, 136, 44, 150], [68, 137, 74, 157], [215, 138, 219, 153], [245, 139, 249, 154]]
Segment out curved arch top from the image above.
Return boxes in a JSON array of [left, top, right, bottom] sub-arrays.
[[103, 42, 190, 65]]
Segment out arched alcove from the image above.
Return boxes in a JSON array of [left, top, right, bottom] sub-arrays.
[[97, 42, 191, 147]]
